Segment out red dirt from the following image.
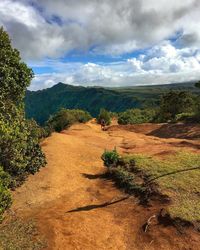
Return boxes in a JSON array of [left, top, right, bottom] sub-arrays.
[[10, 121, 200, 249]]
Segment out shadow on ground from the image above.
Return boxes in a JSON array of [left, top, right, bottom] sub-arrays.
[[66, 196, 129, 213]]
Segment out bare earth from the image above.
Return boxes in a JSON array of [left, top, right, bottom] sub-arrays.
[[11, 120, 200, 249]]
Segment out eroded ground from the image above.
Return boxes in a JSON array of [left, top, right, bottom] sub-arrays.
[[9, 121, 200, 249]]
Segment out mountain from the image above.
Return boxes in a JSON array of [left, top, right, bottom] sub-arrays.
[[25, 82, 199, 125]]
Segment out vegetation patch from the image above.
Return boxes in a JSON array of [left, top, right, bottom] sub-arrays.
[[102, 149, 200, 224], [0, 28, 46, 220], [118, 108, 156, 125], [97, 108, 111, 126], [46, 108, 92, 133], [0, 218, 46, 249]]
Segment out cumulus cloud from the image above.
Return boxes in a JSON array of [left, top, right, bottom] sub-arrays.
[[1, 0, 200, 88], [1, 0, 200, 60], [29, 41, 200, 90]]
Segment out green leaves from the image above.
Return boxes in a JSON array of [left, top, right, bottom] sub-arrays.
[[118, 108, 156, 124], [0, 27, 46, 219], [97, 108, 111, 125], [159, 90, 195, 120], [0, 27, 33, 104], [47, 109, 92, 132]]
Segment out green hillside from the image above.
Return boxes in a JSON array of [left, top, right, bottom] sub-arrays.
[[25, 82, 199, 124]]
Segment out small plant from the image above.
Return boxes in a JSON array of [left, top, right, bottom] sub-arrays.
[[97, 108, 111, 125], [101, 148, 120, 167]]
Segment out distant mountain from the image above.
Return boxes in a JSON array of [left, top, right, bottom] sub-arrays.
[[25, 82, 199, 125]]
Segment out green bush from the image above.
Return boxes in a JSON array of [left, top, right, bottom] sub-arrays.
[[118, 108, 156, 125], [0, 27, 46, 218], [0, 167, 12, 220], [0, 167, 11, 189], [157, 91, 196, 122], [71, 110, 92, 123], [0, 184, 12, 221], [97, 108, 111, 125], [47, 109, 92, 132], [101, 149, 120, 167], [175, 112, 196, 122]]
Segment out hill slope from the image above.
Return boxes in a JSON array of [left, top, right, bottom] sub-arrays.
[[25, 82, 199, 124]]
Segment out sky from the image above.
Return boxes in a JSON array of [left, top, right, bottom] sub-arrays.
[[1, 0, 200, 90]]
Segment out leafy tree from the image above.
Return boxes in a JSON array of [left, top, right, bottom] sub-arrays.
[[194, 81, 200, 120], [118, 109, 156, 125], [0, 27, 46, 218], [97, 108, 111, 125], [159, 91, 195, 121], [195, 81, 200, 89], [0, 27, 33, 104]]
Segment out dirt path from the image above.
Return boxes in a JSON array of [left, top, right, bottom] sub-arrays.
[[11, 121, 200, 249]]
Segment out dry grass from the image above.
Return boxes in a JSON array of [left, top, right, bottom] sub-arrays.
[[0, 218, 46, 250]]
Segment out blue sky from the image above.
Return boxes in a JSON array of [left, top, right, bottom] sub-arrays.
[[0, 0, 200, 90]]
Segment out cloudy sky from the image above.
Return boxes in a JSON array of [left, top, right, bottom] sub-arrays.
[[1, 0, 200, 90]]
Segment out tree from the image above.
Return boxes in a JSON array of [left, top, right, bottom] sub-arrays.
[[195, 81, 200, 89], [0, 27, 46, 218], [195, 81, 200, 120], [0, 27, 33, 104], [159, 91, 195, 121]]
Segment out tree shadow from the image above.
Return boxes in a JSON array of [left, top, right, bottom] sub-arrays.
[[66, 196, 129, 213]]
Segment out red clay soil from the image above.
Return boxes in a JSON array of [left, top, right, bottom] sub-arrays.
[[10, 121, 200, 249]]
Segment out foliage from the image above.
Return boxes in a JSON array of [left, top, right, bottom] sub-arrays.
[[195, 81, 200, 89], [175, 112, 196, 122], [0, 27, 46, 219], [0, 167, 12, 220], [0, 27, 33, 104], [158, 90, 196, 121], [25, 82, 200, 125], [47, 109, 91, 132], [0, 184, 12, 221], [118, 108, 156, 124], [97, 108, 111, 125], [109, 167, 140, 191], [101, 149, 120, 167], [194, 81, 200, 120]]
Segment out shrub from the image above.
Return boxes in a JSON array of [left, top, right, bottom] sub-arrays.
[[175, 112, 196, 122], [71, 110, 92, 123], [47, 109, 92, 132], [0, 184, 12, 221], [0, 167, 11, 188], [101, 148, 120, 167], [158, 91, 196, 122], [0, 167, 12, 220], [97, 109, 111, 125], [118, 108, 156, 125]]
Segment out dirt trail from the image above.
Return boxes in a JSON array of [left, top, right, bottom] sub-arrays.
[[11, 121, 200, 249]]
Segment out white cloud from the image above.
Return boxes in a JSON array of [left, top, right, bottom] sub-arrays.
[[1, 0, 200, 89], [1, 0, 200, 60], [29, 42, 200, 90]]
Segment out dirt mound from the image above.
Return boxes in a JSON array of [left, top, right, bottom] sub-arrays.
[[107, 123, 162, 134], [9, 121, 200, 249], [148, 123, 200, 140], [108, 123, 200, 140]]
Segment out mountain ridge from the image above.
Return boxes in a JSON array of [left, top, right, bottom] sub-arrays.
[[25, 81, 199, 124]]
